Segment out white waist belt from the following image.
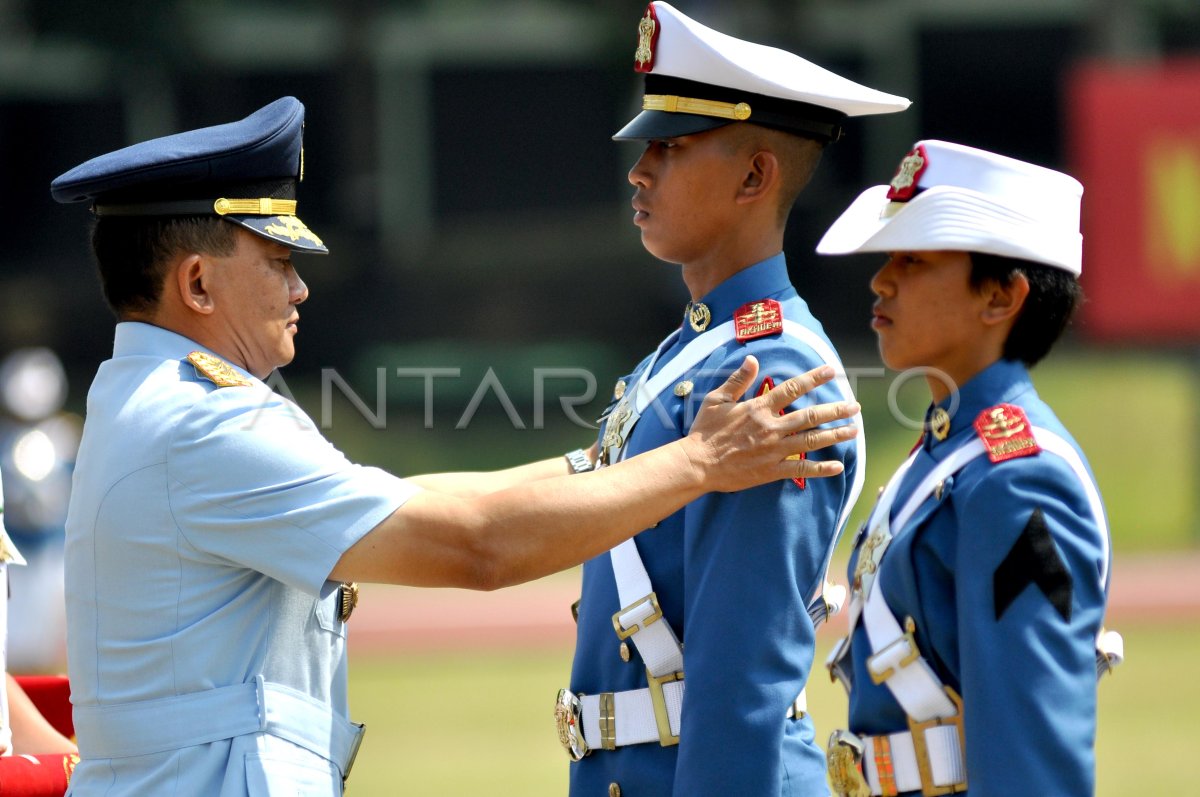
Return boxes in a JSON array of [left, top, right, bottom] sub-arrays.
[[578, 679, 806, 752], [860, 726, 966, 795], [73, 675, 364, 777], [580, 679, 685, 750]]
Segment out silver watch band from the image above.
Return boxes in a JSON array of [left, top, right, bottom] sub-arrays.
[[565, 448, 594, 474]]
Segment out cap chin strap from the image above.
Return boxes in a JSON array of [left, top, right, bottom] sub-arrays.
[[93, 197, 297, 217]]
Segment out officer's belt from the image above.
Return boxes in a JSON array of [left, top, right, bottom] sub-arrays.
[[72, 675, 364, 779]]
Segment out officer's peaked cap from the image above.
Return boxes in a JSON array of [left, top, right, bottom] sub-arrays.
[[817, 140, 1083, 275], [50, 96, 326, 254], [614, 2, 910, 143]]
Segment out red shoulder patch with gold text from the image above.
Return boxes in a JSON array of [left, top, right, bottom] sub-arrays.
[[735, 299, 784, 343], [634, 4, 660, 73], [757, 376, 805, 489], [974, 403, 1041, 463]]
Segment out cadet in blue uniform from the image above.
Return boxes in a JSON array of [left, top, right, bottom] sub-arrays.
[[49, 97, 860, 796], [817, 140, 1117, 796], [555, 5, 909, 795]]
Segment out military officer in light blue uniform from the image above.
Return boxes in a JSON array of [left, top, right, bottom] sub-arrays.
[[50, 97, 861, 796], [818, 141, 1119, 796], [557, 5, 909, 795]]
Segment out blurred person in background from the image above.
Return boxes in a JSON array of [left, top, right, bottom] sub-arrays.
[[49, 95, 860, 796], [0, 466, 79, 795], [557, 4, 909, 795], [0, 347, 80, 673], [818, 140, 1117, 797]]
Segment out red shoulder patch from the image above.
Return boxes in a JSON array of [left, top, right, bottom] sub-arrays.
[[734, 299, 784, 343], [757, 376, 805, 489], [634, 5, 660, 73], [974, 404, 1041, 463]]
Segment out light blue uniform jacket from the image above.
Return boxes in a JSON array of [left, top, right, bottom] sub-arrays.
[[568, 255, 860, 796], [64, 322, 417, 796]]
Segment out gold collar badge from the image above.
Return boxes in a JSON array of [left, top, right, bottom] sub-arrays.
[[929, 407, 951, 441], [687, 302, 711, 332]]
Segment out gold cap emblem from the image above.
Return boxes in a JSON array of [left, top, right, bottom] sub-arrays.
[[187, 351, 251, 388], [635, 7, 657, 71]]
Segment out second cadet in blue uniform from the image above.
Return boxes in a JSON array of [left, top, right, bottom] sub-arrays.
[[817, 140, 1119, 796], [555, 4, 910, 795]]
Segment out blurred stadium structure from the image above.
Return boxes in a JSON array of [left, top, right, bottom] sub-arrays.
[[1, 0, 1196, 372]]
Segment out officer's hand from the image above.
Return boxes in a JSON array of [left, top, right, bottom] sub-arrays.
[[683, 356, 858, 493]]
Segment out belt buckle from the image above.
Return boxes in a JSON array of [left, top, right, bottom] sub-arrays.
[[646, 668, 682, 747], [827, 730, 870, 797], [612, 592, 663, 640], [554, 689, 590, 761], [907, 687, 967, 795]]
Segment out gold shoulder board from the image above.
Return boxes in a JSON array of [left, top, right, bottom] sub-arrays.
[[187, 351, 252, 388]]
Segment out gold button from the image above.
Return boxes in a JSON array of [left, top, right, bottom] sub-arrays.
[[674, 380, 693, 398], [619, 642, 631, 662], [609, 784, 622, 797], [614, 379, 627, 399]]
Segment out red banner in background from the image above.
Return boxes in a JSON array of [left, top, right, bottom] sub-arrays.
[[1068, 60, 1200, 342]]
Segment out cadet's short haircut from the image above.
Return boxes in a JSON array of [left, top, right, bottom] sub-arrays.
[[969, 252, 1083, 367], [723, 124, 824, 226], [90, 216, 238, 318]]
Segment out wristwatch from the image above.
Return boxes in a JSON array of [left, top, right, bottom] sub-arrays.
[[564, 448, 594, 474]]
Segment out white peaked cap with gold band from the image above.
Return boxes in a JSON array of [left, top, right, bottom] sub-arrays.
[[817, 140, 1084, 275], [615, 2, 910, 142]]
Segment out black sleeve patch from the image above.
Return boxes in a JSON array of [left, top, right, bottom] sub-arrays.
[[993, 507, 1073, 623]]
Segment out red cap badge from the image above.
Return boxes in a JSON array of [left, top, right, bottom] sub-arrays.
[[734, 299, 784, 343], [634, 4, 660, 73], [886, 144, 929, 201], [757, 376, 806, 489], [974, 404, 1041, 463]]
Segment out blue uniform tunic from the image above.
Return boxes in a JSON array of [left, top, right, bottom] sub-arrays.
[[64, 322, 418, 796], [846, 359, 1109, 796], [568, 255, 860, 796]]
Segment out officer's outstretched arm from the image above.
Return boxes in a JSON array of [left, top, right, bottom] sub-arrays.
[[332, 357, 858, 590]]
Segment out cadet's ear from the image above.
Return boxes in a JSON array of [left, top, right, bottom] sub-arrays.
[[174, 253, 215, 315], [980, 271, 1030, 327], [736, 150, 779, 204]]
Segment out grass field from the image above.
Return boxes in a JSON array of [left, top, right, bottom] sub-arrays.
[[345, 620, 1200, 795]]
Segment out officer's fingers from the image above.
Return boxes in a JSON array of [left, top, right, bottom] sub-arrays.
[[784, 422, 859, 458], [758, 366, 837, 413], [777, 399, 861, 435], [786, 456, 845, 480], [703, 355, 760, 406]]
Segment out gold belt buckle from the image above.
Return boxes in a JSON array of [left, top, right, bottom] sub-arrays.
[[554, 689, 590, 761], [646, 668, 682, 747], [827, 730, 870, 797]]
